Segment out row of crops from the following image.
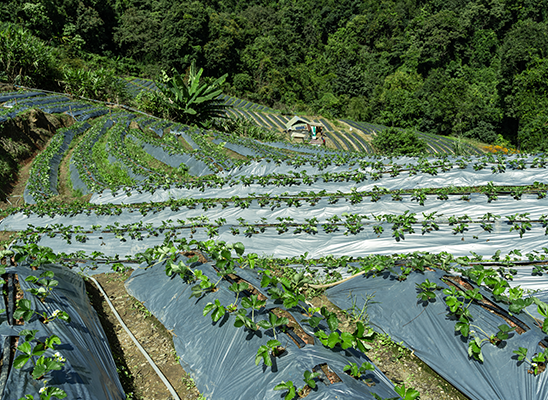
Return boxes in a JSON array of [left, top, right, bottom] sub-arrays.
[[1, 88, 542, 400], [5, 169, 548, 400]]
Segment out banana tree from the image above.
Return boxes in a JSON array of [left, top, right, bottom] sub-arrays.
[[157, 62, 229, 127]]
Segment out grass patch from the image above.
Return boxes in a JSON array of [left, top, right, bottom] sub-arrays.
[[92, 125, 135, 187]]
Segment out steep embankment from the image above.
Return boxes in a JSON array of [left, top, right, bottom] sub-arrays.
[[0, 108, 72, 203]]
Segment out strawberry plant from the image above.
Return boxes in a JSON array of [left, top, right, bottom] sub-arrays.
[[257, 312, 288, 340], [15, 299, 71, 324], [506, 213, 531, 238], [411, 189, 427, 206], [203, 299, 226, 322], [14, 330, 66, 399], [416, 279, 441, 302], [394, 384, 420, 400], [301, 369, 320, 391], [255, 339, 282, 367], [274, 381, 296, 400], [343, 361, 374, 378], [467, 324, 514, 362], [513, 347, 548, 375]]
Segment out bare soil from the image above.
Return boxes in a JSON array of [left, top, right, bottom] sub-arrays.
[[86, 271, 202, 400]]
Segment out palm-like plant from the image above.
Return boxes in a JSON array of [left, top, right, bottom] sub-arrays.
[[157, 62, 229, 127]]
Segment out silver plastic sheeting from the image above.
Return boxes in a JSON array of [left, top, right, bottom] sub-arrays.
[[91, 161, 548, 205], [0, 264, 124, 399], [325, 269, 548, 400], [125, 257, 401, 400], [128, 134, 214, 176], [5, 193, 548, 231]]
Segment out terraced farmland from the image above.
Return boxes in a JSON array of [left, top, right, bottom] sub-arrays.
[[2, 88, 546, 400]]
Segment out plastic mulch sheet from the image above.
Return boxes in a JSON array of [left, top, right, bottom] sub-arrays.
[[128, 134, 214, 176], [0, 263, 124, 399], [24, 123, 91, 204], [325, 269, 548, 400], [125, 257, 402, 400]]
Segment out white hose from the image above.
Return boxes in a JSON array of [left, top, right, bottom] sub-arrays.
[[89, 276, 181, 400]]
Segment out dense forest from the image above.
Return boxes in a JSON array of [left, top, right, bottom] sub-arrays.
[[1, 0, 548, 151]]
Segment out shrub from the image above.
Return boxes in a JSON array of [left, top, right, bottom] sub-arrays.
[[156, 62, 229, 127], [372, 127, 427, 155], [62, 67, 129, 103], [215, 116, 281, 142], [0, 23, 59, 88], [462, 121, 497, 144], [518, 116, 548, 153], [134, 90, 169, 119]]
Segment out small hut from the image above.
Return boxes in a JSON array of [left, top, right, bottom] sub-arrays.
[[285, 116, 324, 142]]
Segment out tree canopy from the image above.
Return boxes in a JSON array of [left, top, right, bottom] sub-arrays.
[[1, 0, 548, 150]]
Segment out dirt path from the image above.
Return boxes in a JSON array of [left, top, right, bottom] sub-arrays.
[[87, 271, 202, 400]]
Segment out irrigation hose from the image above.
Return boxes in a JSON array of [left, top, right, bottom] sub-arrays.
[[307, 270, 366, 289], [88, 276, 181, 400]]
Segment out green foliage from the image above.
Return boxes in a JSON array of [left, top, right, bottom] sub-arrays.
[[255, 339, 281, 367], [157, 62, 229, 127], [274, 381, 296, 400], [215, 116, 280, 142], [372, 127, 427, 156], [62, 66, 128, 103], [0, 23, 59, 88]]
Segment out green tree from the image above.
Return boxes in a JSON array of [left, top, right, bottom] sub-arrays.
[[157, 62, 229, 127], [372, 127, 428, 155]]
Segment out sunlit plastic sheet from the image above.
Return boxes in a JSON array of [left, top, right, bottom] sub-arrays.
[[24, 123, 91, 204], [125, 258, 400, 400], [264, 142, 342, 155], [0, 91, 43, 102], [212, 138, 260, 157], [221, 154, 545, 177], [0, 264, 124, 399], [7, 193, 548, 231], [170, 127, 200, 149], [127, 134, 214, 176], [5, 95, 69, 108], [90, 162, 548, 204], [26, 218, 548, 261], [325, 269, 548, 400]]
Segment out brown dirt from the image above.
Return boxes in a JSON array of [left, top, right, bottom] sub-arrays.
[[87, 271, 202, 400]]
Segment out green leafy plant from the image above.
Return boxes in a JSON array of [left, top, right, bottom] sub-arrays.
[[416, 279, 441, 302], [14, 300, 70, 324], [255, 339, 282, 367], [240, 294, 266, 323], [274, 380, 296, 400], [394, 384, 420, 400], [257, 312, 288, 340], [25, 271, 59, 302], [157, 62, 229, 127], [202, 299, 226, 323], [343, 361, 374, 379], [513, 347, 548, 375], [301, 369, 320, 390], [14, 330, 64, 380]]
